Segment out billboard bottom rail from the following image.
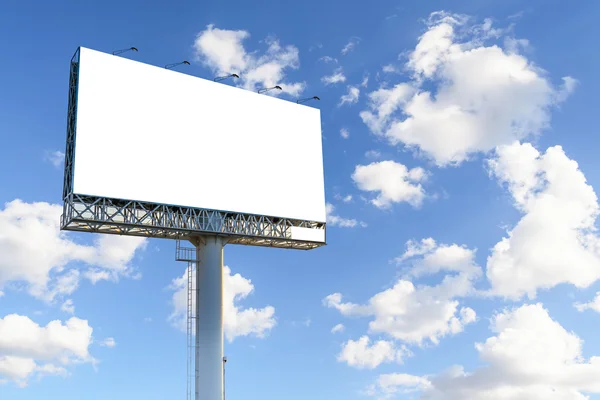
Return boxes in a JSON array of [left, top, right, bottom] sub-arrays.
[[60, 194, 325, 250]]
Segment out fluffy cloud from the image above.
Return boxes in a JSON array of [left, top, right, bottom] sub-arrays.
[[365, 150, 381, 159], [326, 203, 366, 228], [60, 299, 74, 314], [331, 323, 345, 334], [98, 338, 116, 348], [333, 194, 353, 203], [324, 239, 479, 346], [44, 150, 64, 168], [169, 265, 275, 342], [319, 55, 338, 64], [341, 37, 360, 55], [486, 142, 600, 299], [322, 67, 346, 85], [193, 25, 305, 96], [365, 373, 431, 398], [367, 304, 600, 399], [0, 199, 147, 302], [361, 75, 369, 87], [339, 86, 360, 106], [338, 336, 409, 369], [340, 128, 350, 139], [575, 293, 600, 313], [360, 12, 576, 166], [0, 314, 95, 387], [382, 64, 399, 74], [352, 161, 428, 208]]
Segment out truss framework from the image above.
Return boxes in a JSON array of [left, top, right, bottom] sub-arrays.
[[62, 48, 79, 199], [61, 194, 325, 249], [60, 47, 326, 250]]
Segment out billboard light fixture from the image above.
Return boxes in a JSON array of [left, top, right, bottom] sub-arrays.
[[165, 60, 190, 70], [258, 85, 282, 94], [112, 47, 138, 56], [214, 73, 240, 82], [297, 96, 320, 104]]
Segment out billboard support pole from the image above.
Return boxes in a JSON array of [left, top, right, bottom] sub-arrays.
[[191, 235, 226, 400]]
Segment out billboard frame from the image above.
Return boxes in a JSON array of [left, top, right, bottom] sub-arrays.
[[60, 48, 326, 250]]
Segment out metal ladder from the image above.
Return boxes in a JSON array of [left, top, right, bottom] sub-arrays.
[[175, 239, 197, 400]]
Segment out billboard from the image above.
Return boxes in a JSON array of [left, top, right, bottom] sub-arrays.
[[71, 47, 326, 227]]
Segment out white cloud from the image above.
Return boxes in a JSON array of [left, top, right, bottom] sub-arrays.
[[309, 42, 323, 52], [83, 270, 111, 284], [0, 200, 147, 302], [193, 25, 305, 96], [339, 85, 360, 106], [360, 12, 576, 166], [333, 193, 352, 203], [365, 373, 431, 398], [324, 292, 371, 317], [340, 128, 350, 139], [193, 25, 248, 73], [575, 293, 600, 313], [361, 75, 369, 87], [486, 142, 600, 299], [382, 64, 398, 73], [341, 38, 360, 55], [365, 150, 381, 159], [331, 323, 345, 334], [319, 56, 338, 63], [290, 318, 311, 328], [44, 151, 64, 168], [0, 314, 95, 387], [326, 203, 366, 228], [394, 237, 437, 263], [504, 36, 531, 54], [360, 84, 415, 135], [324, 238, 479, 346], [169, 265, 275, 342], [60, 299, 74, 314], [322, 67, 346, 85], [352, 161, 428, 209], [338, 336, 409, 369], [367, 303, 600, 399], [98, 338, 116, 348]]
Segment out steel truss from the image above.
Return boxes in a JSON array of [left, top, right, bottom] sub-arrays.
[[62, 48, 79, 200], [61, 194, 325, 249], [60, 47, 326, 250]]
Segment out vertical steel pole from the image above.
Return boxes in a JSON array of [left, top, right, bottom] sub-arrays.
[[194, 236, 226, 400]]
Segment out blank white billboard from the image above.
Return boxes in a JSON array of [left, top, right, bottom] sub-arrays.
[[72, 47, 326, 224]]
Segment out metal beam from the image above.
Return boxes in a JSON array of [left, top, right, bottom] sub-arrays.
[[61, 194, 326, 249]]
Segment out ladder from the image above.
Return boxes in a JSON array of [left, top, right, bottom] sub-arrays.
[[175, 239, 197, 400]]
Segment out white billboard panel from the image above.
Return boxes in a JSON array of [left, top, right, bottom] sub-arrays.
[[73, 47, 326, 224], [290, 226, 326, 243]]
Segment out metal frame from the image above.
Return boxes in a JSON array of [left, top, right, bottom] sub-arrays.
[[62, 48, 79, 199], [60, 48, 326, 250], [176, 243, 196, 400]]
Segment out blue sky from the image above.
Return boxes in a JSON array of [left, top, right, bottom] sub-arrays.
[[2, 0, 600, 399]]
